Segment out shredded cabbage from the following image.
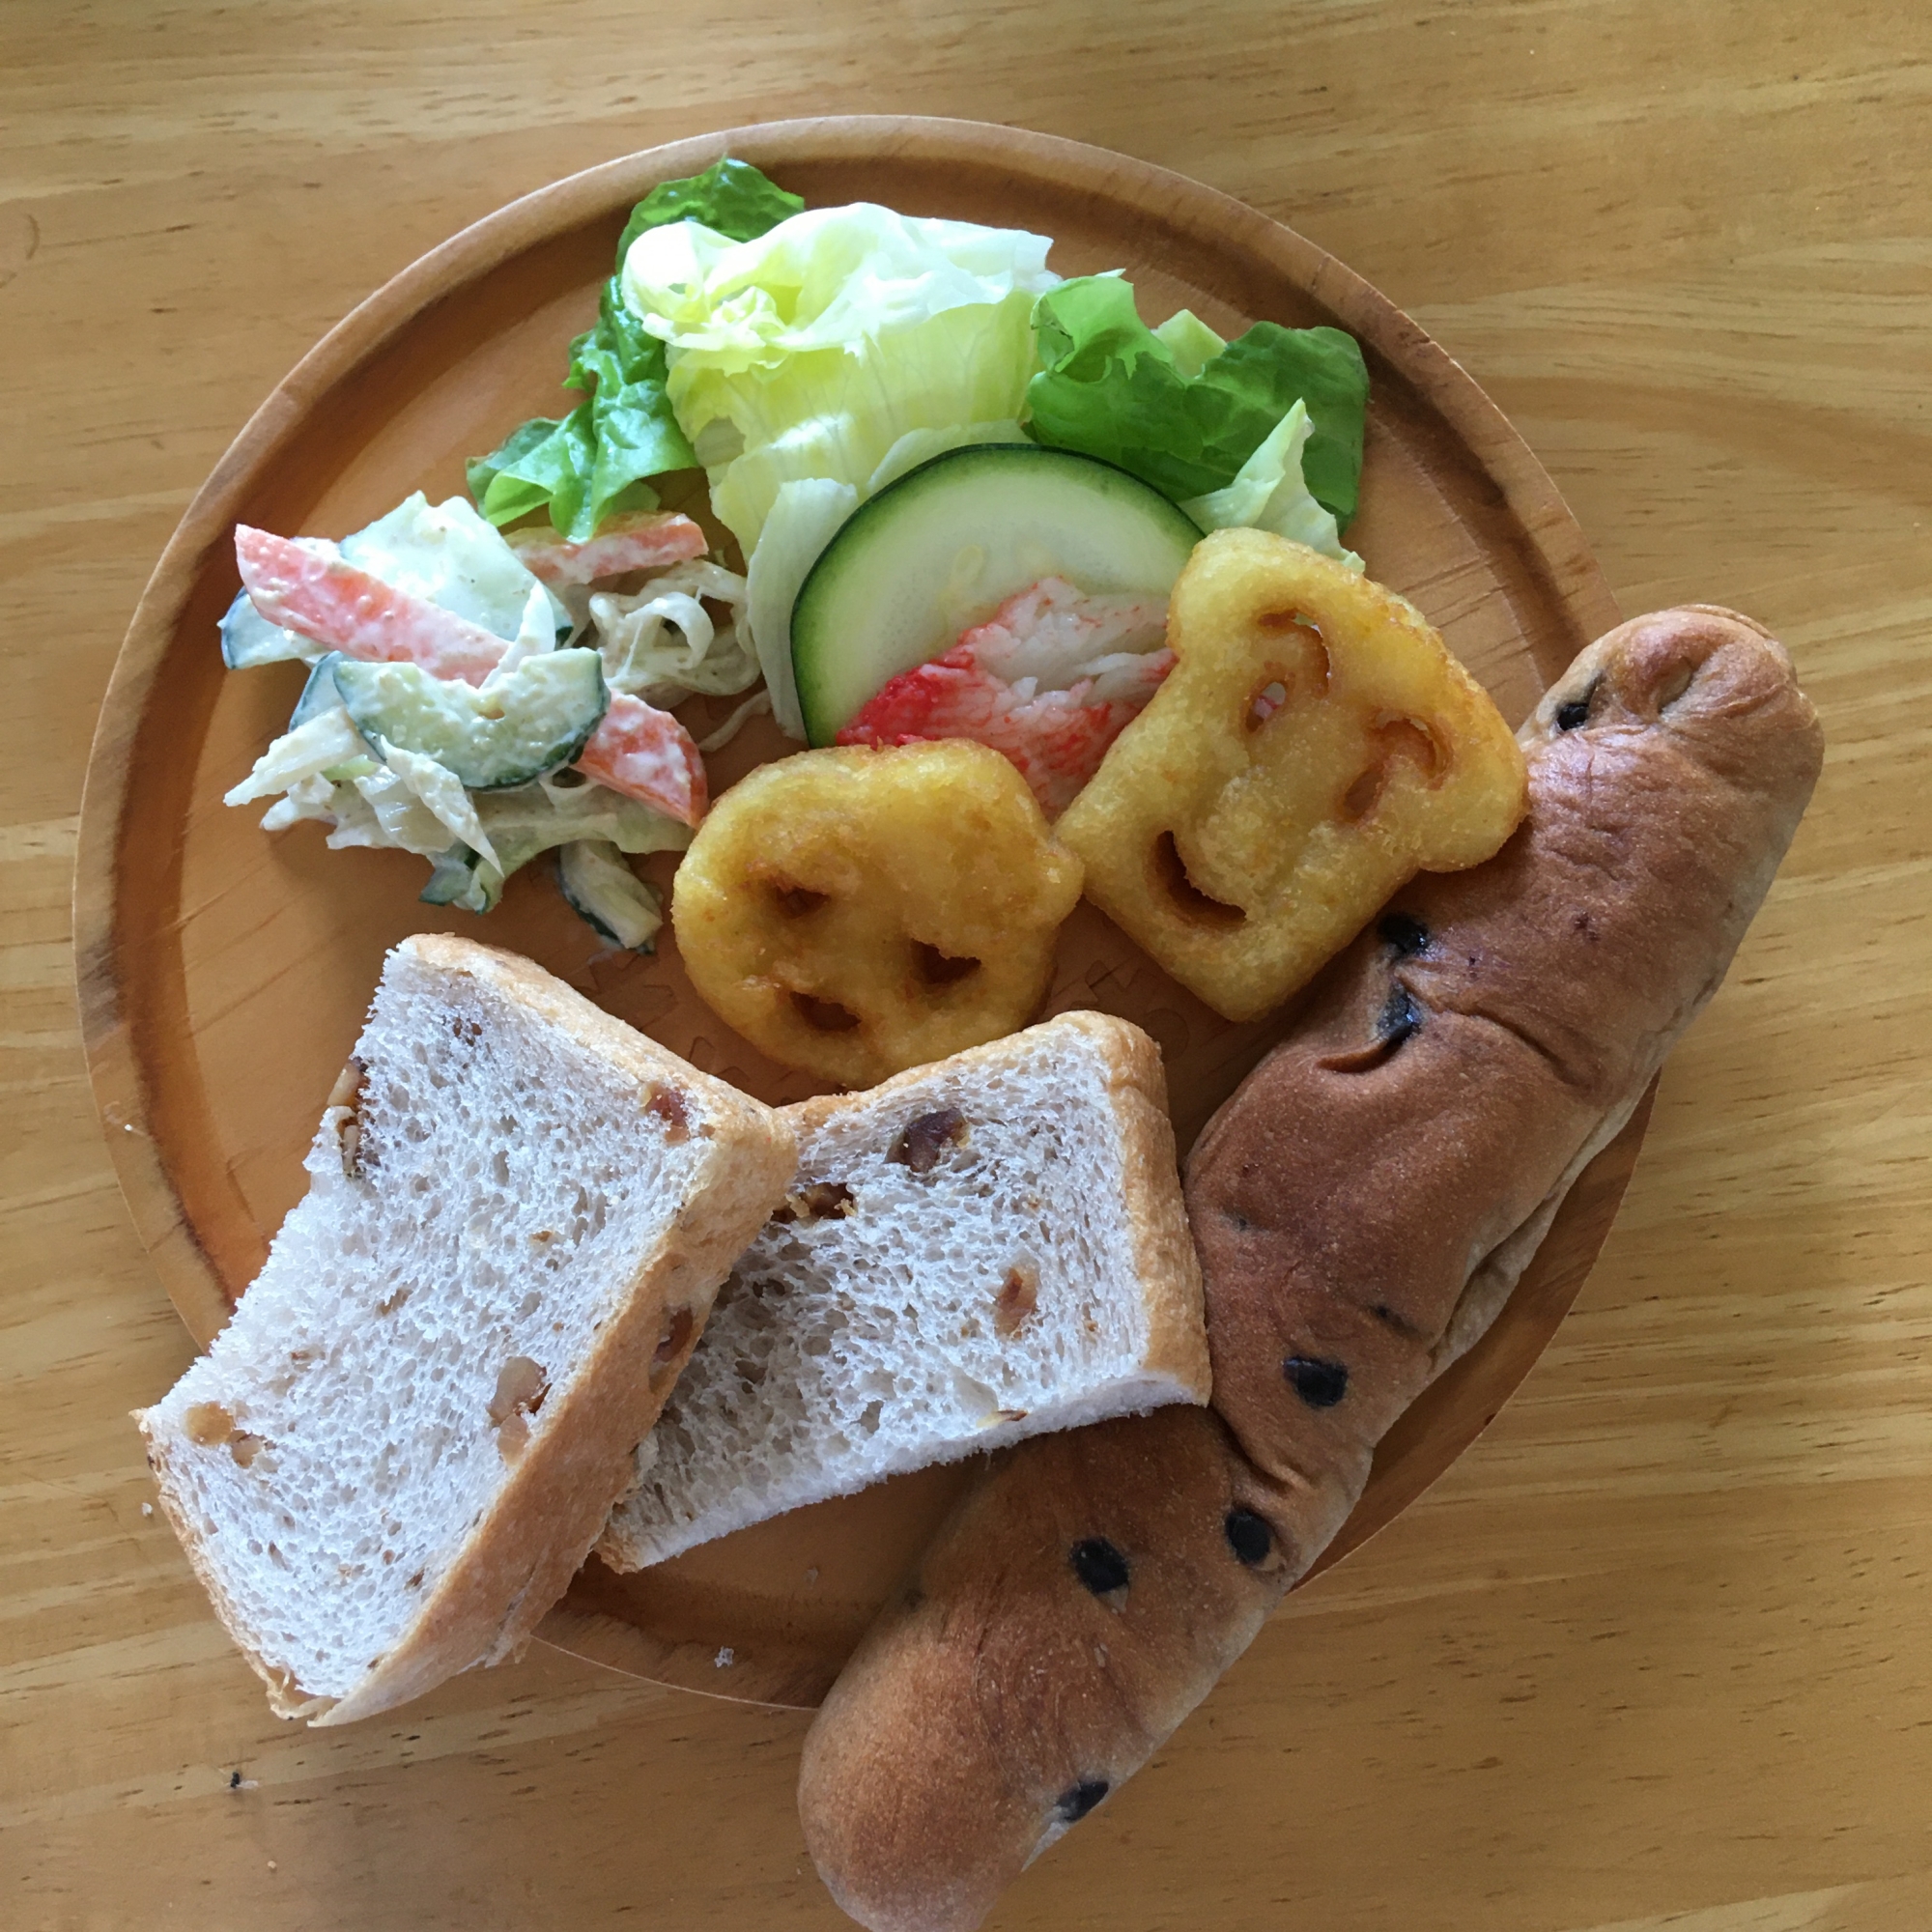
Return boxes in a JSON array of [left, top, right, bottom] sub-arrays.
[[495, 774, 693, 857], [223, 708, 368, 805], [258, 773, 337, 833], [340, 495, 568, 638], [586, 558, 755, 703], [378, 743, 499, 871], [696, 687, 773, 753], [440, 778, 694, 908], [225, 481, 724, 915], [343, 767, 453, 854], [476, 582, 564, 691]]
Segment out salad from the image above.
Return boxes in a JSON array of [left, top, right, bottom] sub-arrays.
[[221, 158, 1369, 949]]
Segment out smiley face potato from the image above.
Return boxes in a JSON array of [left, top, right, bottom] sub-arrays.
[[1056, 528, 1529, 1023], [671, 740, 1085, 1088]]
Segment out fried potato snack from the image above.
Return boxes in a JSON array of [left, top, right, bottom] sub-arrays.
[[672, 741, 1085, 1088], [1057, 529, 1527, 1022]]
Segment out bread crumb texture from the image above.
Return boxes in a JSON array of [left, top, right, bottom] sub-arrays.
[[140, 942, 710, 1701], [604, 1015, 1192, 1568]]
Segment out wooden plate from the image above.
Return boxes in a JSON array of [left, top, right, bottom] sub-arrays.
[[75, 116, 1634, 1713]]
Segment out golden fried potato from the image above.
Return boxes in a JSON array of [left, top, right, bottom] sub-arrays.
[[1057, 528, 1527, 1022], [672, 740, 1084, 1088]]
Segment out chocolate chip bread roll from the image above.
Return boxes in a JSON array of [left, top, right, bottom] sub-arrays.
[[798, 607, 1823, 1932]]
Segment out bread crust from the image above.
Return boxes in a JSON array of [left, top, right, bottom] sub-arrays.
[[137, 935, 796, 1726], [1061, 1011, 1209, 1398], [798, 607, 1822, 1931]]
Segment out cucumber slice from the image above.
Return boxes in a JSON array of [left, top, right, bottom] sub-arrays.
[[556, 839, 663, 952], [420, 842, 499, 914], [332, 650, 608, 790], [288, 652, 346, 730], [789, 443, 1202, 746], [220, 588, 314, 669]]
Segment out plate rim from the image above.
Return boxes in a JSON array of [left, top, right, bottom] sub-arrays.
[[72, 113, 1631, 1709]]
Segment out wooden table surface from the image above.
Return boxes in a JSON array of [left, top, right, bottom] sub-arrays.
[[5, 4, 1927, 1928]]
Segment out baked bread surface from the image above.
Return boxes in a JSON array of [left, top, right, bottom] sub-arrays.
[[597, 1010, 1208, 1571], [136, 934, 796, 1724], [797, 607, 1823, 1932]]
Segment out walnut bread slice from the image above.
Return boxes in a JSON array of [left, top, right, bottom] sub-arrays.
[[134, 934, 796, 1725], [598, 1010, 1208, 1572]]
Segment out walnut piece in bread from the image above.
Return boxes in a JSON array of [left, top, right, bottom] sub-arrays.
[[798, 606, 1822, 1932]]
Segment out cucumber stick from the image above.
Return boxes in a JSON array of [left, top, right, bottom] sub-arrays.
[[333, 650, 608, 790], [418, 782, 694, 917], [288, 652, 348, 730], [286, 656, 379, 781], [789, 443, 1202, 746], [556, 839, 663, 952], [219, 588, 310, 669]]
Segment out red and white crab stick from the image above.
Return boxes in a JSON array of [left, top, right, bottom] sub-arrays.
[[236, 526, 510, 685], [508, 510, 709, 586]]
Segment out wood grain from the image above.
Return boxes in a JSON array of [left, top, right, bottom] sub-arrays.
[[3, 4, 1927, 1930]]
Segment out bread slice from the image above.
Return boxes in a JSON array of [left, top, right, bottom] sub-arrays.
[[134, 934, 795, 1724], [597, 1009, 1208, 1572]]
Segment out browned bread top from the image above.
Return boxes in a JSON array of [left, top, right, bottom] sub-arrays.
[[1193, 604, 1823, 1496], [798, 608, 1821, 1932]]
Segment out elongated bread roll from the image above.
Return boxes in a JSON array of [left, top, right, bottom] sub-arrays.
[[798, 607, 1823, 1932]]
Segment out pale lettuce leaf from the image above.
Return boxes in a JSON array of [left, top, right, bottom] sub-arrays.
[[1179, 399, 1362, 568], [864, 418, 1030, 497], [468, 160, 802, 541], [622, 203, 1059, 554], [744, 478, 859, 739], [1151, 308, 1227, 380]]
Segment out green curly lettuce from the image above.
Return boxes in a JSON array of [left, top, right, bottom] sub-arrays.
[[1024, 274, 1370, 526], [468, 158, 804, 542]]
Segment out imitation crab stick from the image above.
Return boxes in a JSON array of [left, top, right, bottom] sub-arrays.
[[838, 577, 1174, 817], [509, 510, 710, 586], [574, 693, 709, 827], [235, 526, 512, 687]]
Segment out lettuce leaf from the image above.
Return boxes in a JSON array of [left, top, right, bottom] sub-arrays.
[[1180, 398, 1360, 566], [616, 156, 804, 256], [1151, 307, 1227, 379], [620, 203, 1057, 727], [1025, 275, 1370, 526], [744, 478, 859, 739], [469, 159, 799, 541], [621, 202, 1058, 554]]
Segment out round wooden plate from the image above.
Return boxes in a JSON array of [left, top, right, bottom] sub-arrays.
[[76, 116, 1634, 1713]]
